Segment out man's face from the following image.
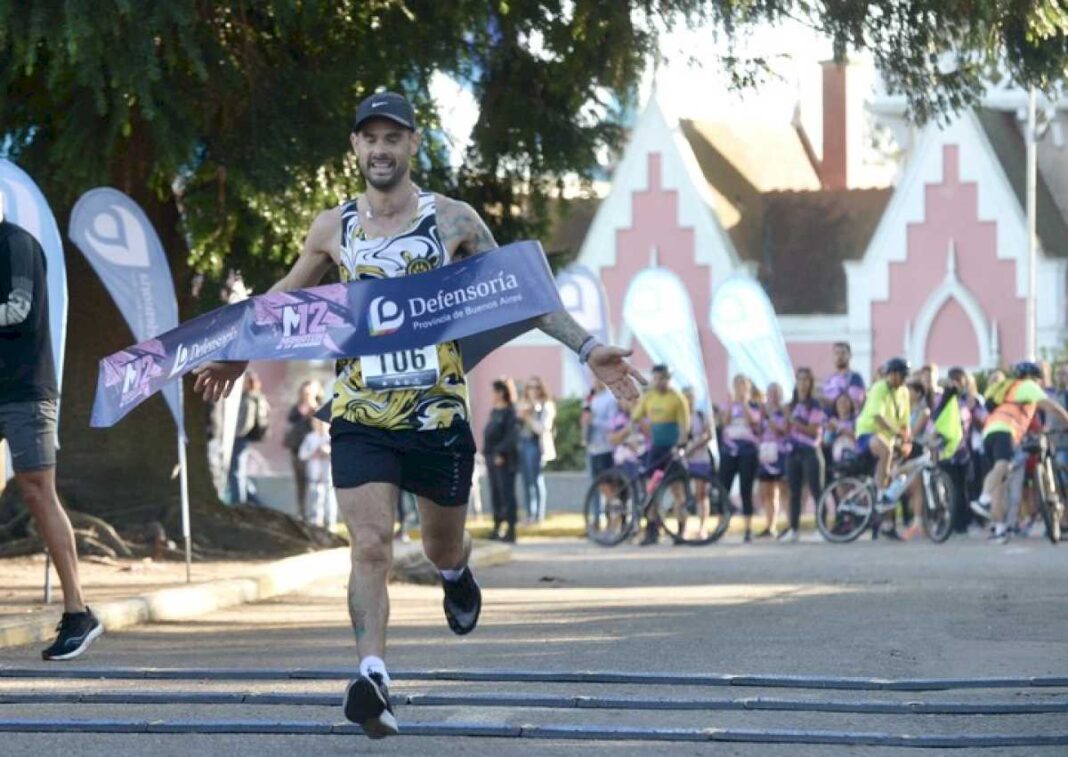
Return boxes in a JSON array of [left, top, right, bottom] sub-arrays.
[[887, 371, 906, 389], [350, 120, 420, 190], [653, 370, 670, 391], [833, 344, 850, 370]]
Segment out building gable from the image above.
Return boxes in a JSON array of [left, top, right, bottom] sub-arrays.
[[847, 109, 1068, 373]]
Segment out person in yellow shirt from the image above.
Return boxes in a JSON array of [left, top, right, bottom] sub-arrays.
[[855, 357, 911, 502], [631, 364, 690, 545]]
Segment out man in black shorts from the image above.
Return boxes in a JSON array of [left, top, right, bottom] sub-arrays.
[[0, 200, 102, 660], [194, 91, 644, 738]]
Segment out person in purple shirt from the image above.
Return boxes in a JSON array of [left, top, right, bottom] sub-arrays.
[[756, 382, 788, 538], [781, 367, 826, 542], [718, 374, 762, 542], [826, 393, 858, 466], [821, 342, 866, 410]]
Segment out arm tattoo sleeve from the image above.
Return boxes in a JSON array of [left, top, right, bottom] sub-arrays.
[[0, 233, 34, 327], [441, 200, 498, 256], [535, 309, 590, 354]]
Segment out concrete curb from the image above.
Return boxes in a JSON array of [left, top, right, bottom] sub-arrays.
[[392, 540, 512, 585], [0, 540, 511, 650]]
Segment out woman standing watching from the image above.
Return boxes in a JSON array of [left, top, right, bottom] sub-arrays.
[[782, 368, 826, 542], [756, 382, 788, 538], [682, 387, 715, 541], [518, 376, 557, 524], [719, 374, 762, 542], [484, 379, 520, 543], [283, 379, 323, 522]]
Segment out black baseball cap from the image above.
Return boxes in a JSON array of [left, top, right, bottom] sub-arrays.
[[353, 91, 416, 132]]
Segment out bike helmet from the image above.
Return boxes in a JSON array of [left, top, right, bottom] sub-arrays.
[[1012, 360, 1041, 379], [883, 357, 910, 376]]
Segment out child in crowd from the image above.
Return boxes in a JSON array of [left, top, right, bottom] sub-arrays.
[[299, 416, 338, 528], [826, 393, 858, 465]]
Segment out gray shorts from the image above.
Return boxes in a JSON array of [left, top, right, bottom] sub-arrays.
[[0, 399, 57, 473]]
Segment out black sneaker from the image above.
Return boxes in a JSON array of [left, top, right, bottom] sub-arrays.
[[343, 672, 399, 739], [442, 566, 481, 636], [41, 608, 103, 661]]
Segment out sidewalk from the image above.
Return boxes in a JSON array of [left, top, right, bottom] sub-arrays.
[[0, 539, 511, 650]]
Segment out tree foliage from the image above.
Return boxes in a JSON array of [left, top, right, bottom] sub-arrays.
[[2, 1, 1065, 291]]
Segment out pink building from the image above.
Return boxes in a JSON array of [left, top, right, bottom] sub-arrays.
[[468, 66, 1068, 437]]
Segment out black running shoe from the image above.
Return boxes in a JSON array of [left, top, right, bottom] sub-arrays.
[[343, 672, 399, 739], [41, 608, 103, 661], [442, 566, 481, 636]]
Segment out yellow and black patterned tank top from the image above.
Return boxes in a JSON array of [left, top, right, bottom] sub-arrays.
[[331, 192, 468, 431]]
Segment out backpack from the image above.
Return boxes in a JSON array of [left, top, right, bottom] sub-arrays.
[[984, 379, 1017, 412], [245, 395, 271, 442]]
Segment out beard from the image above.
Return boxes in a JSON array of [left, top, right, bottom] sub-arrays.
[[362, 156, 408, 191]]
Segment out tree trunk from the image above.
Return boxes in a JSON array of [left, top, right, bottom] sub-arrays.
[[14, 122, 345, 556]]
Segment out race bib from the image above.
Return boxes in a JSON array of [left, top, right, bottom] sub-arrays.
[[361, 346, 440, 390], [725, 423, 749, 440]]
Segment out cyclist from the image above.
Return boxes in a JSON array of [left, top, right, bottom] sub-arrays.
[[631, 365, 690, 545], [855, 357, 912, 506], [971, 361, 1068, 543]]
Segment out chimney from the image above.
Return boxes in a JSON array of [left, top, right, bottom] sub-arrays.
[[821, 60, 849, 189]]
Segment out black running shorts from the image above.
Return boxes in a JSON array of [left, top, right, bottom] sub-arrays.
[[330, 419, 476, 507], [983, 430, 1014, 464]]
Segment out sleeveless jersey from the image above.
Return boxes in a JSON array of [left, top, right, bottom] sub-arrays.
[[331, 192, 468, 431]]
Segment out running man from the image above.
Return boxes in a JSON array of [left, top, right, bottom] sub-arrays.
[[854, 357, 911, 502], [0, 201, 102, 660], [192, 91, 643, 738], [970, 361, 1068, 543]]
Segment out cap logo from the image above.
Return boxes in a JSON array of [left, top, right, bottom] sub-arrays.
[[372, 101, 387, 108]]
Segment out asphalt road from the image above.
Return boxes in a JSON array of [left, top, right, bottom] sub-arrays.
[[1, 534, 1066, 755]]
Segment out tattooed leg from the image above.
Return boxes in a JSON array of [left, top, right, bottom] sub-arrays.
[[338, 482, 397, 660]]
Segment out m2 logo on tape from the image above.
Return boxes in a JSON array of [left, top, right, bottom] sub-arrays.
[[121, 355, 159, 405], [283, 302, 330, 338], [369, 296, 405, 336]]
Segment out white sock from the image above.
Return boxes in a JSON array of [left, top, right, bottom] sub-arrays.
[[993, 523, 1007, 536], [440, 568, 465, 582], [978, 494, 992, 506], [359, 655, 390, 685]]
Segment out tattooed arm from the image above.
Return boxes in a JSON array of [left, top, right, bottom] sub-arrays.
[[193, 208, 340, 401], [437, 196, 645, 401]]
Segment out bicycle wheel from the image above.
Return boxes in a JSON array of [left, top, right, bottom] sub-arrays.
[[1035, 461, 1061, 545], [648, 464, 726, 545], [583, 467, 640, 546], [921, 468, 954, 543], [815, 476, 874, 543]]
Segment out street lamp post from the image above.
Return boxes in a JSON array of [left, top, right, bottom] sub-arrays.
[[1026, 88, 1038, 362]]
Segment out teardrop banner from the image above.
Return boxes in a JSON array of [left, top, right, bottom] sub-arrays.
[[69, 187, 185, 439], [557, 263, 612, 394], [91, 240, 562, 429], [622, 266, 711, 412], [709, 273, 795, 396]]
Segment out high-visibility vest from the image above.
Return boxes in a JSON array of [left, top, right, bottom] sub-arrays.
[[985, 381, 1040, 443]]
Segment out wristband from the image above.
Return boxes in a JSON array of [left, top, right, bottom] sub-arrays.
[[578, 336, 601, 365]]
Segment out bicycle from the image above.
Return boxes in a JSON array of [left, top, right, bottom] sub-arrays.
[[1017, 430, 1065, 544], [583, 449, 731, 546], [815, 436, 955, 543]]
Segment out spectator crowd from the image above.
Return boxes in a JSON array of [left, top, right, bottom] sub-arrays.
[[225, 341, 1068, 548]]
